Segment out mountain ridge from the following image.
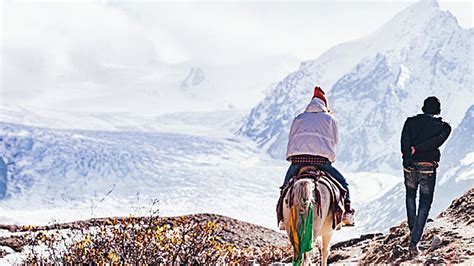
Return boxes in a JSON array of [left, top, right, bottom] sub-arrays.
[[240, 0, 473, 174]]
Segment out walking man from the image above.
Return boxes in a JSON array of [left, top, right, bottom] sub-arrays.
[[401, 96, 451, 256]]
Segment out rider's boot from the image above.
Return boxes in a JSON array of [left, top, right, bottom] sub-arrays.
[[342, 201, 355, 226]]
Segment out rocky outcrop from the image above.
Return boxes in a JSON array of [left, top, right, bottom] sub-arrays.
[[330, 188, 474, 264]]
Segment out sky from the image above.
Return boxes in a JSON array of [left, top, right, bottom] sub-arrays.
[[115, 0, 471, 64], [0, 0, 472, 113]]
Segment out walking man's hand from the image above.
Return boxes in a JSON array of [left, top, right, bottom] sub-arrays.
[[410, 146, 416, 155]]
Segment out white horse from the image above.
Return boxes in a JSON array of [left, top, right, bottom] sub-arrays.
[[281, 169, 338, 266]]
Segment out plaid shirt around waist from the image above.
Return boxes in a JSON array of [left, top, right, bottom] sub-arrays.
[[290, 155, 329, 165]]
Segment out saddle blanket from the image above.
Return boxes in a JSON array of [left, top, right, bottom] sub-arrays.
[[276, 167, 347, 230]]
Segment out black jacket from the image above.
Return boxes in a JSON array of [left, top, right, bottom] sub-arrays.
[[401, 114, 451, 163]]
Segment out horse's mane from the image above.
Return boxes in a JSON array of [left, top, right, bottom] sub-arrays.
[[291, 179, 315, 214]]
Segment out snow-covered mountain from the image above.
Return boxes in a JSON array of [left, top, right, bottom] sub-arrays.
[[435, 104, 474, 212], [181, 67, 206, 90], [240, 0, 473, 174], [356, 105, 474, 232]]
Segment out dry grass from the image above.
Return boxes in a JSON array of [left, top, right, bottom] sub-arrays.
[[18, 214, 292, 264], [22, 215, 238, 264]]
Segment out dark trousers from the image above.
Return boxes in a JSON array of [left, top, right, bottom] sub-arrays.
[[283, 162, 351, 203], [404, 164, 436, 245]]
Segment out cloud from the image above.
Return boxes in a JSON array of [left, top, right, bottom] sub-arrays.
[[2, 1, 158, 103], [1, 0, 471, 112]]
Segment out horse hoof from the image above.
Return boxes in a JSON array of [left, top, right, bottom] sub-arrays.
[[279, 221, 286, 230]]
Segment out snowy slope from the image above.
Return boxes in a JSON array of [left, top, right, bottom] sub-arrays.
[[355, 105, 474, 233], [0, 120, 286, 228], [0, 120, 401, 239], [240, 0, 474, 174], [0, 104, 246, 137]]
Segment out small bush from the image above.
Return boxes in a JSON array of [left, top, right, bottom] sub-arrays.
[[23, 215, 239, 264]]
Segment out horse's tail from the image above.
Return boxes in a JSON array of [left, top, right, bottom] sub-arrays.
[[289, 179, 315, 265]]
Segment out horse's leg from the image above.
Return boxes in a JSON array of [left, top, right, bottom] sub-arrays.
[[321, 233, 332, 266], [302, 251, 312, 266]]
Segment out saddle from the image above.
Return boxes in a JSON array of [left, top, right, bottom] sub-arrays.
[[276, 166, 347, 230]]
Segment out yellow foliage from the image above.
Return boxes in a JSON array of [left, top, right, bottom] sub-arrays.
[[108, 252, 119, 262], [22, 215, 266, 264]]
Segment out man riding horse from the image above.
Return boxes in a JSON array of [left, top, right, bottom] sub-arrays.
[[279, 86, 354, 228]]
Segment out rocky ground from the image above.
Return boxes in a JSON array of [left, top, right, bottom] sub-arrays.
[[0, 189, 472, 264], [330, 188, 474, 265]]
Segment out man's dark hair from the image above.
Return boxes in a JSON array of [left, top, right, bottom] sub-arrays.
[[422, 96, 441, 115]]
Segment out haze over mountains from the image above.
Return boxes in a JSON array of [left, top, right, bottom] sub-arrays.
[[2, 1, 302, 114]]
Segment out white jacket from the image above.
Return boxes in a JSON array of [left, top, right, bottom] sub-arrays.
[[286, 98, 338, 162]]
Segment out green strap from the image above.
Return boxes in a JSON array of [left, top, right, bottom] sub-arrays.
[[293, 205, 314, 266]]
